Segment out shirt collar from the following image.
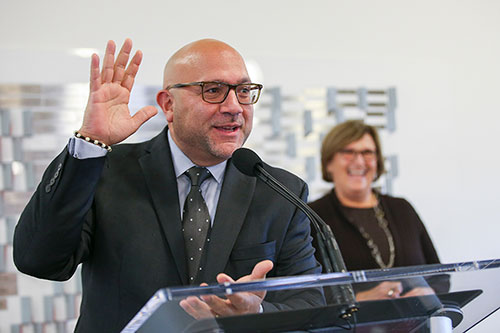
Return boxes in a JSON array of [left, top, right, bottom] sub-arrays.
[[168, 130, 226, 184]]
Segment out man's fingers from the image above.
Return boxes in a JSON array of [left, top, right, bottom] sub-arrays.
[[197, 261, 274, 319], [225, 292, 259, 312], [216, 273, 234, 284], [179, 299, 196, 317], [101, 40, 116, 83], [217, 260, 273, 285], [121, 50, 143, 91], [210, 260, 273, 315], [112, 38, 133, 83], [201, 294, 235, 316], [250, 260, 274, 280], [199, 283, 235, 316], [131, 106, 158, 129], [89, 54, 101, 93], [179, 296, 214, 320]]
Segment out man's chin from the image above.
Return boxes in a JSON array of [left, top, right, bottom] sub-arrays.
[[211, 142, 243, 160]]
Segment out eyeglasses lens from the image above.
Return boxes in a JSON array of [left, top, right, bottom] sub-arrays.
[[202, 83, 260, 104]]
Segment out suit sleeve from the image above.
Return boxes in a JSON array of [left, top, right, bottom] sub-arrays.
[[13, 148, 105, 281], [261, 182, 326, 311]]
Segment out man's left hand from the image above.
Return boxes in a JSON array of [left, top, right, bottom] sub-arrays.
[[179, 260, 274, 319]]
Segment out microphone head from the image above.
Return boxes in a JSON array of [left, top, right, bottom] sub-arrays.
[[231, 148, 263, 177]]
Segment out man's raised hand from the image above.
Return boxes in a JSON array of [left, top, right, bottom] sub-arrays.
[[78, 39, 157, 146]]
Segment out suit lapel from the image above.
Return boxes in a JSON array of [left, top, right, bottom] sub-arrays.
[[199, 161, 256, 283], [138, 128, 188, 285]]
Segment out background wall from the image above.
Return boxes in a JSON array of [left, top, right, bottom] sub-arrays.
[[1, 0, 499, 331]]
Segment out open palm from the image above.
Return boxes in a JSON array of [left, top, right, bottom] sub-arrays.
[[79, 39, 157, 145]]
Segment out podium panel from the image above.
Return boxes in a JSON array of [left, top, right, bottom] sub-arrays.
[[122, 259, 500, 333]]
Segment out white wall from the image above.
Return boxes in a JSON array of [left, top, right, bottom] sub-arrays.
[[1, 0, 499, 331]]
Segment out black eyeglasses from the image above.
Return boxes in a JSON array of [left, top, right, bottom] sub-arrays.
[[166, 81, 263, 105], [338, 149, 377, 161]]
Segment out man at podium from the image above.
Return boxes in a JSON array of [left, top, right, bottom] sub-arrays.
[[13, 38, 324, 332]]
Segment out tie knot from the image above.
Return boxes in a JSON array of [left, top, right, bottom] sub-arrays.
[[185, 166, 211, 187]]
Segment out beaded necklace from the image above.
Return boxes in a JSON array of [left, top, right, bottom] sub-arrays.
[[347, 193, 396, 269]]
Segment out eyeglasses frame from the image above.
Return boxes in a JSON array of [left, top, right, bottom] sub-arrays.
[[338, 148, 377, 161], [165, 81, 263, 105]]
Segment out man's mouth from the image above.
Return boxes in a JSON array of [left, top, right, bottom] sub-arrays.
[[214, 124, 241, 132]]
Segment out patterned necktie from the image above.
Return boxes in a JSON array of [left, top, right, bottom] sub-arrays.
[[182, 166, 212, 283]]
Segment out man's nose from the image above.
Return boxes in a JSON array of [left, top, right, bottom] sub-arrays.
[[220, 89, 244, 114]]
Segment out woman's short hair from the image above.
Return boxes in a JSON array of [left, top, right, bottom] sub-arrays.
[[320, 120, 385, 182]]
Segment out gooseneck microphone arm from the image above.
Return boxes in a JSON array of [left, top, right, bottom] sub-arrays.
[[231, 148, 358, 318], [254, 165, 334, 271]]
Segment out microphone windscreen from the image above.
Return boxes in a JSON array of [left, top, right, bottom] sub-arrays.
[[231, 148, 262, 177]]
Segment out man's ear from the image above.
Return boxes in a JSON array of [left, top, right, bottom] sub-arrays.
[[156, 89, 174, 122]]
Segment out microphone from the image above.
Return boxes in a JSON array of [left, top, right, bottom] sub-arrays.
[[232, 148, 357, 317]]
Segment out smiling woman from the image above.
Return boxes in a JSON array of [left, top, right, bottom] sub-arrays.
[[308, 120, 449, 301], [321, 123, 384, 207]]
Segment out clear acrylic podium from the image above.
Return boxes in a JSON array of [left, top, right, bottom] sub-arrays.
[[121, 259, 499, 332]]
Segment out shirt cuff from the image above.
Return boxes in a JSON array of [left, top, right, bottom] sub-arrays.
[[68, 136, 108, 159]]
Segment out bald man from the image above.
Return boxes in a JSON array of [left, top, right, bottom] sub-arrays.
[[13, 39, 324, 332]]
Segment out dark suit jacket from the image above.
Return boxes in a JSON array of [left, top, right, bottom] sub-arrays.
[[14, 128, 323, 332]]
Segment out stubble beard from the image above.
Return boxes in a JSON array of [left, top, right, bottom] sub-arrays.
[[174, 126, 250, 165], [203, 130, 249, 162]]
